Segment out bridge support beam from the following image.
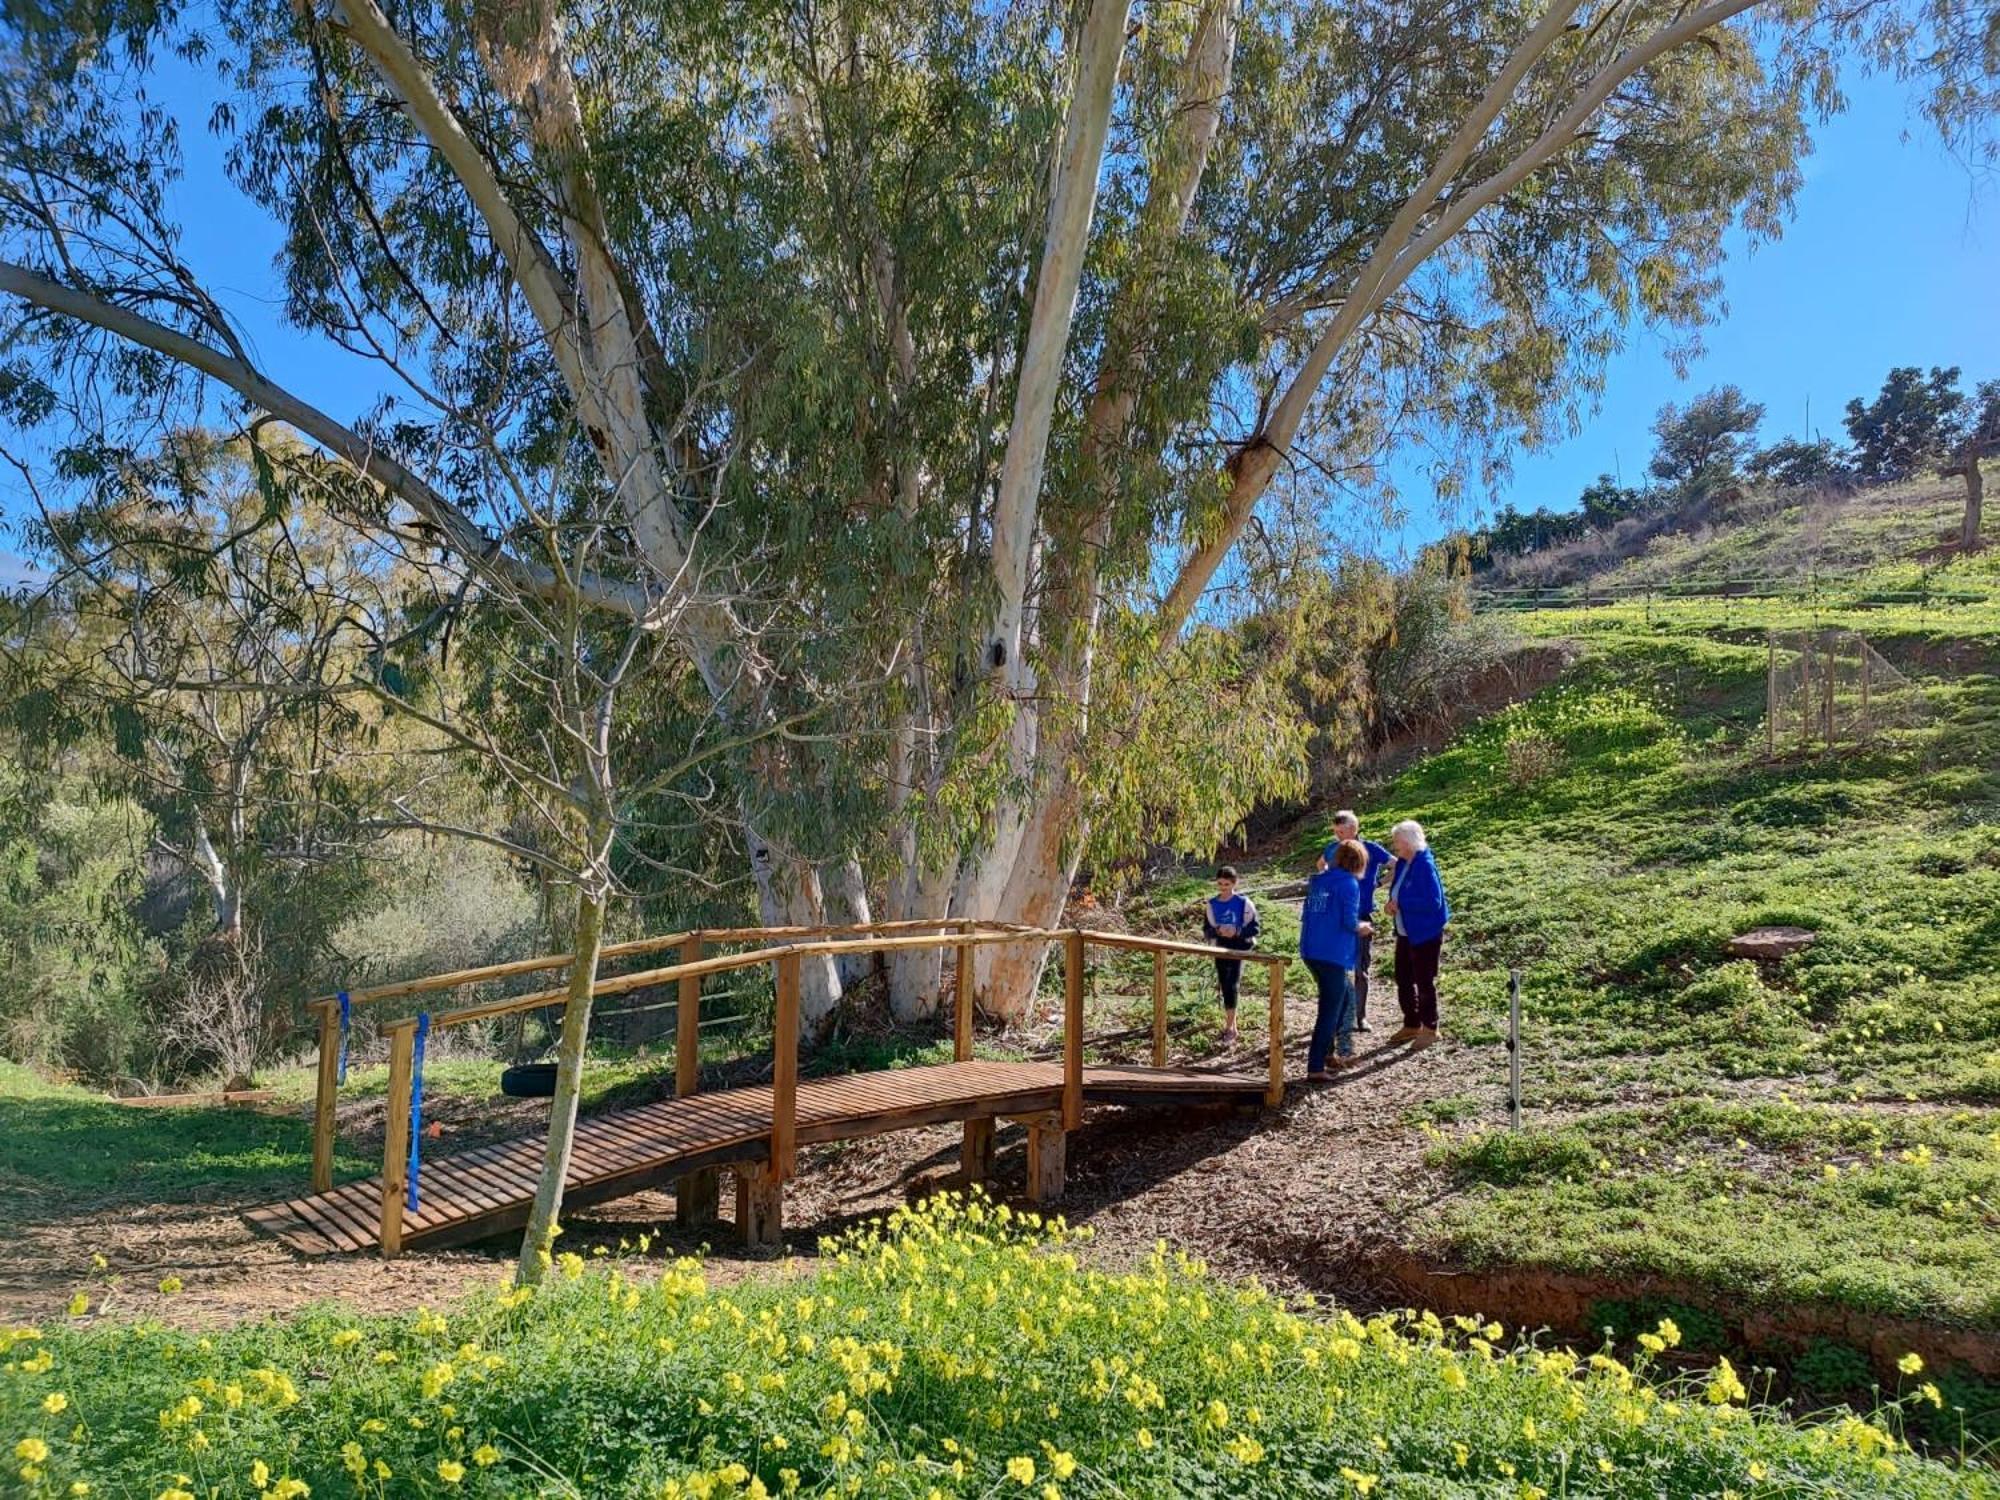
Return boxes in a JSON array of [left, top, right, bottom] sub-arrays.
[[958, 1117, 996, 1187], [1024, 1116, 1066, 1205], [736, 1165, 783, 1252], [676, 1167, 720, 1226]]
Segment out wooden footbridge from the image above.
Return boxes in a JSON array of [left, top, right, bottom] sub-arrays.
[[248, 924, 1291, 1257]]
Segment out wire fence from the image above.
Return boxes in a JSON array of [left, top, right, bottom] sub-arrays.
[[1762, 628, 1928, 755], [1475, 572, 1994, 615]]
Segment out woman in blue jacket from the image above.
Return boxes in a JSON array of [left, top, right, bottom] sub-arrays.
[[1384, 819, 1451, 1047], [1298, 840, 1374, 1078]]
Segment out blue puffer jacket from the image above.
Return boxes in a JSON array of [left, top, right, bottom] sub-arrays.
[[1388, 848, 1450, 945], [1299, 867, 1361, 969]]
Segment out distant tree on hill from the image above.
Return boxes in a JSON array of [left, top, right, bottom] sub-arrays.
[[1747, 436, 1851, 490], [1843, 366, 1968, 481], [1941, 379, 2000, 550], [1579, 474, 1651, 528], [1648, 386, 1766, 496]]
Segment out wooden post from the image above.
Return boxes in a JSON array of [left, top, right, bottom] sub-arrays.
[[954, 939, 974, 1062], [959, 1117, 995, 1186], [772, 952, 800, 1180], [675, 934, 703, 1095], [1860, 645, 1873, 736], [310, 1001, 340, 1193], [1765, 633, 1777, 759], [378, 1020, 416, 1257], [1265, 960, 1286, 1106], [1062, 931, 1085, 1130], [1150, 950, 1168, 1069], [674, 934, 717, 1225], [1026, 1115, 1066, 1204], [1798, 636, 1812, 751], [1822, 631, 1836, 746], [736, 1165, 783, 1252]]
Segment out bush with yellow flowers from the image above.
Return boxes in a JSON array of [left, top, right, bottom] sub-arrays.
[[2, 1193, 1992, 1496]]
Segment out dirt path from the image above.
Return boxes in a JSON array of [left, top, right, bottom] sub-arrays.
[[1, 1006, 1502, 1330]]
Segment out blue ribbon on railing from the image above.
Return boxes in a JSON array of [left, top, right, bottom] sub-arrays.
[[336, 990, 351, 1086], [407, 1011, 430, 1214]]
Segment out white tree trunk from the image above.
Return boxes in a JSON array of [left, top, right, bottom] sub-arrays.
[[985, 0, 1134, 680], [821, 855, 875, 990], [747, 825, 842, 1034]]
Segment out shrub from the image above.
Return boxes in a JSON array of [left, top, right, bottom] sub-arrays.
[[2, 1194, 1987, 1498], [1503, 729, 1564, 787]]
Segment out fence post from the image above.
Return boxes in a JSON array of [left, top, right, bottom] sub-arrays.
[[1822, 630, 1836, 746], [1062, 931, 1085, 1130], [1507, 970, 1523, 1132], [1151, 950, 1168, 1069], [379, 1020, 416, 1257], [311, 1001, 340, 1192], [772, 951, 801, 1179], [1799, 635, 1813, 751], [1860, 645, 1873, 736], [675, 933, 717, 1224], [1765, 633, 1776, 759], [954, 938, 975, 1062], [1265, 960, 1286, 1106]]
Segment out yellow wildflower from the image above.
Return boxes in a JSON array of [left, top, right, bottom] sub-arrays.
[[438, 1459, 466, 1483], [1897, 1353, 1923, 1376], [40, 1393, 66, 1415]]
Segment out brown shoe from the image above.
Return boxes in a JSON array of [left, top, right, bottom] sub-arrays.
[[1409, 1028, 1439, 1049], [1305, 1070, 1335, 1084], [1388, 1027, 1420, 1044]]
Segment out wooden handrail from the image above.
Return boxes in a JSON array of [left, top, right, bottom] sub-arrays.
[[311, 917, 1018, 1193], [356, 923, 1297, 1249], [305, 917, 1011, 1014], [1075, 929, 1287, 965], [1074, 929, 1289, 1108]]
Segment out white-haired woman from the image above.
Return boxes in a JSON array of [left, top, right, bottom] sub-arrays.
[[1383, 819, 1451, 1047]]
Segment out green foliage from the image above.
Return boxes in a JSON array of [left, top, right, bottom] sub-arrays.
[[1844, 367, 1970, 482], [1648, 385, 1766, 497], [4, 1195, 1989, 1497]]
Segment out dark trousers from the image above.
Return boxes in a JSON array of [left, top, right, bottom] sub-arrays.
[[1303, 958, 1356, 1070], [1353, 930, 1373, 1023], [1395, 933, 1442, 1030], [1213, 958, 1242, 1012]]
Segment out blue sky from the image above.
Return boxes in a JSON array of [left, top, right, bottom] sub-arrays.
[[3, 56, 1994, 582], [1404, 67, 1999, 549]]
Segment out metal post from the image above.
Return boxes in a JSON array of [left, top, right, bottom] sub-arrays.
[[1765, 633, 1776, 758], [1507, 970, 1523, 1132]]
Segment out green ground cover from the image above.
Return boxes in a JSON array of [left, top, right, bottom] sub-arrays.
[[1294, 548, 2000, 1331], [5, 1194, 1985, 1498]]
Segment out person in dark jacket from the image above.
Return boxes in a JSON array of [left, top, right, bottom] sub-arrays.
[[1298, 840, 1373, 1078], [1327, 810, 1392, 1030], [1384, 819, 1451, 1047], [1201, 866, 1260, 1047]]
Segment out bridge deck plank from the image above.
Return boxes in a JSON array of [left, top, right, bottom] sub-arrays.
[[247, 1061, 1265, 1255]]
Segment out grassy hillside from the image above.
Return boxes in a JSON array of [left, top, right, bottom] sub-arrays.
[[7, 1193, 1987, 1498], [1284, 522, 2000, 1332]]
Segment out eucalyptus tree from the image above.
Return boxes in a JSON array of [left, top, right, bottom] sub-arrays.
[[2, 0, 1994, 1032]]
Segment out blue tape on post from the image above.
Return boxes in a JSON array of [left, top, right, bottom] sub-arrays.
[[336, 991, 351, 1086], [407, 1012, 430, 1215]]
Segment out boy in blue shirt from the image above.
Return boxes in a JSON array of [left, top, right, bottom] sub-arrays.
[[1327, 811, 1392, 1030], [1201, 866, 1259, 1048]]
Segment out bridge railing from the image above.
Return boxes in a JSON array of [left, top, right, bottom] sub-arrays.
[[352, 924, 1292, 1255], [303, 918, 1024, 1193], [1076, 931, 1290, 1107]]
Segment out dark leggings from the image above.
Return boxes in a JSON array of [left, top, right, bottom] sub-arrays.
[[1214, 958, 1242, 1011], [1395, 934, 1443, 1029]]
